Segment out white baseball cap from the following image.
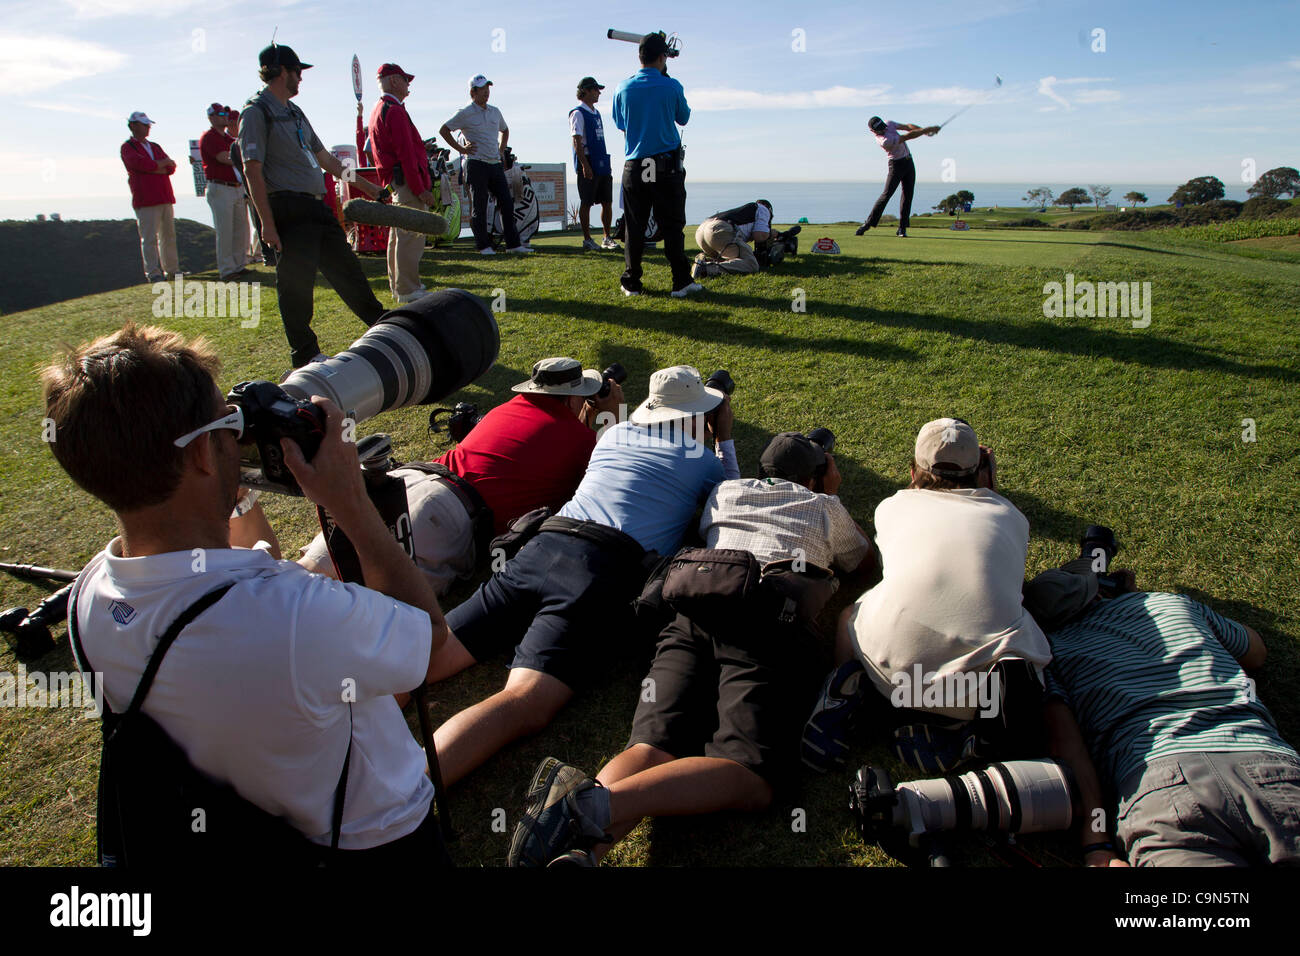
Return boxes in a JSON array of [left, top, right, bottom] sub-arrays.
[[915, 418, 980, 477], [128, 111, 155, 125], [630, 366, 725, 425], [470, 74, 493, 89]]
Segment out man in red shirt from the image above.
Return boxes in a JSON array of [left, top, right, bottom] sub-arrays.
[[120, 111, 178, 282], [300, 357, 624, 595], [367, 63, 436, 303], [198, 103, 251, 281]]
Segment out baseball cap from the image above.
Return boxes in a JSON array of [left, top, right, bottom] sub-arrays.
[[915, 417, 980, 478], [378, 63, 414, 81], [127, 111, 155, 125], [867, 116, 887, 133], [470, 74, 492, 89], [511, 357, 602, 397], [578, 76, 605, 91], [206, 103, 228, 116], [258, 43, 312, 71], [630, 366, 725, 425], [759, 432, 825, 483]]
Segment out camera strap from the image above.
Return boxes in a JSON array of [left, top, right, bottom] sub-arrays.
[[317, 470, 416, 585], [397, 462, 495, 565]]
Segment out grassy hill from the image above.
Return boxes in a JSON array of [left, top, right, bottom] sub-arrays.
[[2, 221, 1298, 866]]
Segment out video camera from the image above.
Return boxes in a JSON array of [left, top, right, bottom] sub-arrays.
[[232, 290, 499, 495], [757, 225, 801, 268], [608, 29, 681, 57]]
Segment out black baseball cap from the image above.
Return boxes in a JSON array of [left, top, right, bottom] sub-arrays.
[[578, 76, 605, 91], [759, 432, 825, 483], [640, 32, 669, 61], [259, 43, 312, 71], [867, 116, 886, 133]]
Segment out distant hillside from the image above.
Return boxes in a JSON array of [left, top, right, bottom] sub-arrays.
[[0, 218, 217, 314]]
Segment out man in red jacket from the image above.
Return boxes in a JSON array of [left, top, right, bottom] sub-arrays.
[[121, 111, 179, 283], [198, 104, 251, 281], [367, 63, 436, 303]]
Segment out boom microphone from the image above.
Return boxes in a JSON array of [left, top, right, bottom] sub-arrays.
[[344, 198, 449, 236], [608, 28, 681, 56]]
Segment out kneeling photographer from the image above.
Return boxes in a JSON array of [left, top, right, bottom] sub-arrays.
[[508, 430, 873, 866], [299, 357, 625, 595], [43, 323, 454, 866], [692, 199, 799, 278]]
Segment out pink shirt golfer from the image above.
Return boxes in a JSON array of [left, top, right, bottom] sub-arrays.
[[874, 121, 911, 161]]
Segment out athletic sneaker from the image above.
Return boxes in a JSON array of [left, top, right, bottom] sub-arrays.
[[547, 849, 596, 867], [896, 230, 908, 238], [854, 223, 869, 236], [621, 284, 641, 297], [669, 282, 704, 298], [507, 757, 611, 867], [582, 238, 600, 251], [691, 259, 708, 280], [801, 659, 869, 772], [396, 287, 430, 303], [892, 723, 981, 775], [477, 247, 496, 256], [601, 237, 621, 250], [506, 245, 533, 254]]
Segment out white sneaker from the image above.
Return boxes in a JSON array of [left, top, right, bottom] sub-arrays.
[[601, 237, 621, 250], [478, 247, 496, 256], [507, 245, 533, 254], [621, 285, 640, 297], [669, 282, 704, 298], [396, 287, 430, 303]]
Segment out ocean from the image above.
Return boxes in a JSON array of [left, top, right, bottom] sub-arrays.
[[3, 182, 1252, 230]]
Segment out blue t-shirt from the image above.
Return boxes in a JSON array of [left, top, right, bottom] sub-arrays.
[[560, 420, 723, 554], [611, 68, 690, 160], [1044, 591, 1294, 790]]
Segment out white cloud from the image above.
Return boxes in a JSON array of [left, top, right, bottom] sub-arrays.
[[692, 85, 892, 111], [1288, 57, 1300, 69], [63, 0, 203, 18], [1074, 89, 1122, 104], [1037, 76, 1073, 111], [0, 33, 127, 94], [23, 100, 121, 120], [1038, 76, 1119, 110]]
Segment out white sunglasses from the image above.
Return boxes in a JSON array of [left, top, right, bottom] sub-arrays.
[[174, 405, 244, 448]]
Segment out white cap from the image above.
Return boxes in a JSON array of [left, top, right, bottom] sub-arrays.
[[128, 111, 155, 125], [469, 74, 492, 89], [630, 366, 725, 425]]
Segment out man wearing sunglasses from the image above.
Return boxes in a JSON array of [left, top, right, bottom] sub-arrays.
[[238, 43, 390, 369], [43, 322, 453, 860]]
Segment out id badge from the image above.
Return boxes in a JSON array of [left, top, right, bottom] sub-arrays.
[[297, 126, 319, 169]]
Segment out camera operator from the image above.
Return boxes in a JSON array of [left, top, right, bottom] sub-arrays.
[[237, 43, 390, 369], [1022, 567, 1299, 867], [300, 357, 624, 595], [802, 418, 1051, 772], [508, 431, 872, 866], [692, 199, 773, 277], [611, 33, 700, 298], [422, 366, 740, 788], [43, 323, 454, 860]]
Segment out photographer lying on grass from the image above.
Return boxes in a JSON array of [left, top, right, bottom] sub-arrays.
[[43, 323, 453, 863], [507, 431, 872, 866]]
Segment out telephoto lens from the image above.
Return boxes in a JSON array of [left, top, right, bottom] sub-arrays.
[[705, 369, 735, 395], [850, 759, 1078, 855], [1079, 525, 1118, 571], [596, 362, 628, 400]]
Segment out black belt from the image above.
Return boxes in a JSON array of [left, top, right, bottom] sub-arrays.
[[269, 190, 323, 199], [208, 180, 242, 187], [539, 516, 646, 567]]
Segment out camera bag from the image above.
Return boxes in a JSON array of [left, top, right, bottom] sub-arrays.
[[68, 581, 351, 867], [488, 506, 553, 562], [661, 547, 764, 629]]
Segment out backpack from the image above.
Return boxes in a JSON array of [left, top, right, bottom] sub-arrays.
[[69, 580, 351, 868]]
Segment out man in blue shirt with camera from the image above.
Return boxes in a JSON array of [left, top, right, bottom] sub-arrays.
[[611, 33, 701, 299]]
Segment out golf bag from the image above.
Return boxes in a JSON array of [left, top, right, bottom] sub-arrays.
[[612, 209, 661, 243], [482, 149, 540, 244], [424, 141, 461, 245]]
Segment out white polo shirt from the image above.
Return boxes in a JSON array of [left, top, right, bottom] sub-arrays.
[[71, 538, 434, 850], [444, 101, 507, 163]]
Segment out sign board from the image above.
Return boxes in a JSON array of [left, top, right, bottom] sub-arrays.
[[351, 55, 363, 102], [521, 163, 566, 223]]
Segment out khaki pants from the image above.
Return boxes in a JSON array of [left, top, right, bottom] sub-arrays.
[[388, 182, 428, 298], [135, 203, 178, 279], [694, 217, 760, 274], [206, 182, 251, 278]]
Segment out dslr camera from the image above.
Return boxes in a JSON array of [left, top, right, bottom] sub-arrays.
[[757, 225, 801, 269]]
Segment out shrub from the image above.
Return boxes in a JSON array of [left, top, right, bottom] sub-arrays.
[[1241, 197, 1290, 219]]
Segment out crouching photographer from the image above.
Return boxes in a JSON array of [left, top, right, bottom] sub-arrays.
[[692, 199, 797, 278], [299, 357, 625, 596], [507, 430, 873, 866], [42, 323, 454, 866]]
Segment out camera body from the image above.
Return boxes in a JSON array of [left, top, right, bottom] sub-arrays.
[[757, 225, 800, 269], [228, 380, 327, 495], [429, 402, 483, 443], [596, 362, 628, 401], [705, 369, 735, 396], [807, 426, 835, 483]]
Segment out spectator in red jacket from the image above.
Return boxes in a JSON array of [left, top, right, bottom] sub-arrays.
[[198, 103, 251, 281], [121, 111, 179, 282], [367, 63, 435, 303]]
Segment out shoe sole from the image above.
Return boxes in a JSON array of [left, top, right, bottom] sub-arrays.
[[507, 757, 587, 867]]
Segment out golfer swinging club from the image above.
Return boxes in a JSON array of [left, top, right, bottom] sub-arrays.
[[855, 116, 939, 238]]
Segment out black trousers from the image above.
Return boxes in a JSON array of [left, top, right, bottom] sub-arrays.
[[466, 159, 521, 250], [621, 153, 690, 293], [866, 155, 916, 232], [269, 193, 386, 368]]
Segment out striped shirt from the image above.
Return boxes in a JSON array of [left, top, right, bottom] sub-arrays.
[[1044, 591, 1293, 788], [701, 478, 870, 572]]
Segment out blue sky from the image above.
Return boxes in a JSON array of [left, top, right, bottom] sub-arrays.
[[3, 0, 1298, 206]]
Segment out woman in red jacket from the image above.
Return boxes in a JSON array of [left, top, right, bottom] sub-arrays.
[[121, 111, 179, 282]]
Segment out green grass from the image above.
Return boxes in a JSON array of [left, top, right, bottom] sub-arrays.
[[3, 222, 1298, 866]]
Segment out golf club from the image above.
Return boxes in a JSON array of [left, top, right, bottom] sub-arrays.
[[936, 75, 1003, 130]]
